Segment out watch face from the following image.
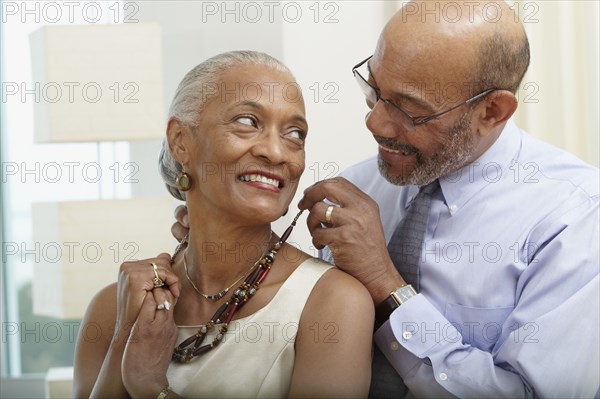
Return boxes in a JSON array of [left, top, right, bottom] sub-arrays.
[[393, 285, 417, 305], [376, 285, 417, 325]]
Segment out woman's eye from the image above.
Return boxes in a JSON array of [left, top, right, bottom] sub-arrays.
[[236, 116, 256, 126], [287, 130, 306, 142]]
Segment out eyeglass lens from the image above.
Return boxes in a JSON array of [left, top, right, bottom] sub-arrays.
[[354, 70, 416, 131]]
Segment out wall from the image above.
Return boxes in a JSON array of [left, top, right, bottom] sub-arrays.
[[135, 0, 599, 254], [134, 1, 394, 254]]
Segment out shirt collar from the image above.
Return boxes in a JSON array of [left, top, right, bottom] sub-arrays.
[[438, 119, 521, 215]]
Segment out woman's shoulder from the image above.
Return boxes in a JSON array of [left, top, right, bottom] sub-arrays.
[[296, 256, 335, 273], [300, 258, 373, 311], [88, 282, 118, 310], [297, 259, 374, 343], [81, 282, 118, 334], [278, 246, 373, 313]]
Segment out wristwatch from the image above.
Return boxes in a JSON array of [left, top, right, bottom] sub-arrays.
[[375, 284, 417, 325]]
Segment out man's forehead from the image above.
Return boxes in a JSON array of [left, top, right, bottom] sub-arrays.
[[369, 40, 479, 108]]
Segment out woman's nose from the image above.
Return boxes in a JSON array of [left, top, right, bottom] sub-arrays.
[[251, 128, 286, 164]]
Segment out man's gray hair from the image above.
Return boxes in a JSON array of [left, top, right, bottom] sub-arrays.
[[158, 50, 293, 201]]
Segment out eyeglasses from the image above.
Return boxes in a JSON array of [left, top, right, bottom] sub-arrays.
[[352, 55, 497, 132]]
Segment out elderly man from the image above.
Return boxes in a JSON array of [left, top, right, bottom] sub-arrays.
[[298, 1, 599, 398], [174, 1, 599, 397]]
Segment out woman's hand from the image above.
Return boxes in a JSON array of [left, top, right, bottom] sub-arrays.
[[73, 254, 180, 399], [171, 205, 190, 243], [122, 287, 179, 398], [114, 253, 180, 343]]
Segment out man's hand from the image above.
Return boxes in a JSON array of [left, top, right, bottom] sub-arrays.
[[298, 177, 405, 303], [172, 205, 190, 242]]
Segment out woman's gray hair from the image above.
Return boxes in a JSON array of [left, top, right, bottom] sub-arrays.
[[158, 50, 293, 201]]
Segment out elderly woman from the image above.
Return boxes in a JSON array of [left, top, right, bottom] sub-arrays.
[[73, 51, 374, 398]]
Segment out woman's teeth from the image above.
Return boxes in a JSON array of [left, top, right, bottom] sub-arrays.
[[239, 174, 281, 188]]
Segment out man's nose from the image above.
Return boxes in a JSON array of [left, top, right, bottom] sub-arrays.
[[365, 100, 401, 139]]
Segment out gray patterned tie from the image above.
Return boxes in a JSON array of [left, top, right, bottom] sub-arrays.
[[388, 180, 440, 291], [368, 180, 440, 398]]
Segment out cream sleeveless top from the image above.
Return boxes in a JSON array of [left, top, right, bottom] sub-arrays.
[[166, 258, 334, 398]]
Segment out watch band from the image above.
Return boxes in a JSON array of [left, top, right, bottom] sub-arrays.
[[375, 284, 417, 325]]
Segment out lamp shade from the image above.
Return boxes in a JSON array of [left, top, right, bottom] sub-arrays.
[[29, 23, 165, 142], [32, 197, 176, 319]]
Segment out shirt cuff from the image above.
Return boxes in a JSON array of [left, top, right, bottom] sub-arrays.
[[388, 294, 463, 359], [374, 319, 423, 377]]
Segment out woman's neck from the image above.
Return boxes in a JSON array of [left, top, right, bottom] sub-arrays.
[[183, 211, 274, 293]]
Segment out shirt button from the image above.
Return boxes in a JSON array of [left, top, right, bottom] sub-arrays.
[[449, 204, 458, 213], [390, 341, 399, 351], [402, 331, 413, 340], [439, 372, 448, 381]]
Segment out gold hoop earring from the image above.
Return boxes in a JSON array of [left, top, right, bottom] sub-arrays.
[[176, 171, 191, 192]]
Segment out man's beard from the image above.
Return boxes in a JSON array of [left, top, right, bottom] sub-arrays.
[[376, 112, 475, 186]]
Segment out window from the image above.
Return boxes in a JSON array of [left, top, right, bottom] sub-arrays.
[[1, 0, 131, 378]]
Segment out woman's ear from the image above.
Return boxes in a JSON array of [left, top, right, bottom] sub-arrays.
[[166, 118, 191, 165], [475, 90, 518, 137]]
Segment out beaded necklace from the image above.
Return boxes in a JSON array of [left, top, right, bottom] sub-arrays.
[[182, 231, 273, 300], [171, 210, 303, 364]]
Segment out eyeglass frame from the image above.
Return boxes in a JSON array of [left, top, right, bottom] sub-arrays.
[[352, 55, 498, 130]]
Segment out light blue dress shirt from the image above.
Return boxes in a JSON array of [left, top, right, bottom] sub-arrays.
[[322, 120, 600, 398]]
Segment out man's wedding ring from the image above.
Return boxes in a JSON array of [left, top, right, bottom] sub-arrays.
[[151, 262, 165, 288], [325, 205, 334, 224]]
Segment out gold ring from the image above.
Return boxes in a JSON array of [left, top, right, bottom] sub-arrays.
[[325, 205, 334, 224], [151, 262, 165, 288]]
